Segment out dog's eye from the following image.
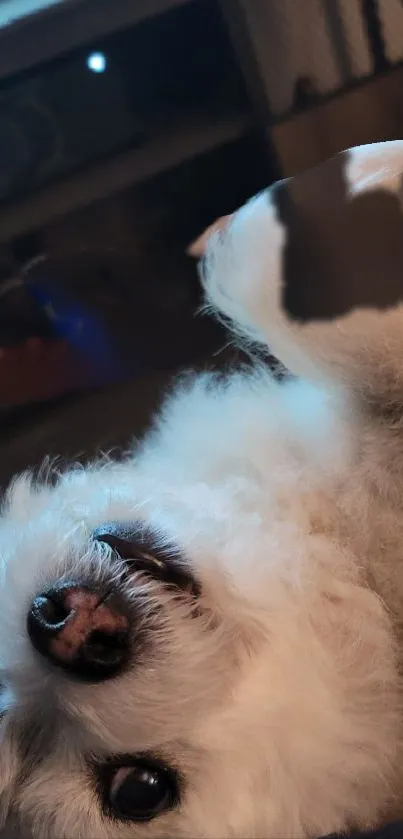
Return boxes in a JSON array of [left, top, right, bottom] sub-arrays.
[[105, 757, 179, 822]]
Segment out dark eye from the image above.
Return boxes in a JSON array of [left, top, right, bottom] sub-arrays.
[[102, 757, 179, 822]]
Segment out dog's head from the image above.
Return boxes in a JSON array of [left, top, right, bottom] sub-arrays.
[[0, 384, 399, 839], [1, 142, 403, 838]]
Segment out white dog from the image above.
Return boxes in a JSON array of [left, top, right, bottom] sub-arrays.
[[2, 141, 403, 839]]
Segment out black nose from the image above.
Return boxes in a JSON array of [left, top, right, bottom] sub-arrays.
[[27, 581, 130, 682]]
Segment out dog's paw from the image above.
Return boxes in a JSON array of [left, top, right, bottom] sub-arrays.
[[187, 215, 232, 258], [197, 141, 403, 395]]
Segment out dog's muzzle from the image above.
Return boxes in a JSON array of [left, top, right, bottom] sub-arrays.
[[26, 521, 198, 682], [27, 578, 131, 682]]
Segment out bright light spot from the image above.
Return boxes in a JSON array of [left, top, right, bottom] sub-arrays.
[[86, 52, 107, 73]]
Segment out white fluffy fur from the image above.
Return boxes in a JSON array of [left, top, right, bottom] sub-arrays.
[[2, 177, 403, 837]]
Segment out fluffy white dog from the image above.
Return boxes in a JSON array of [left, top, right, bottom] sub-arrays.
[[2, 142, 403, 839]]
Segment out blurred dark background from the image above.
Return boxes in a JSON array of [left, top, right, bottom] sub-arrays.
[[0, 0, 403, 484]]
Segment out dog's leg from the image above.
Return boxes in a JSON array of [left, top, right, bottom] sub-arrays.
[[202, 142, 403, 413]]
